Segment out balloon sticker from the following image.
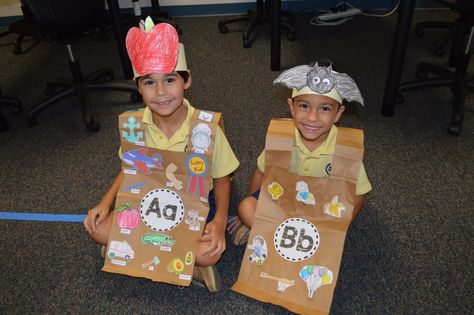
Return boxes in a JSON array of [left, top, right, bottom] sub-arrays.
[[247, 235, 268, 266], [323, 195, 346, 218], [295, 181, 315, 205], [268, 181, 284, 200], [184, 209, 205, 231], [140, 189, 184, 232], [274, 218, 320, 262], [107, 240, 135, 266], [299, 265, 333, 299], [142, 256, 160, 270], [260, 272, 295, 292], [165, 163, 183, 190], [167, 258, 185, 274]]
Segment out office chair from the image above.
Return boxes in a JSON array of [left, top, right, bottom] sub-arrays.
[[22, 0, 137, 132], [0, 3, 41, 55], [0, 88, 22, 132], [218, 0, 295, 48], [415, 0, 457, 58], [397, 0, 474, 135], [122, 0, 182, 34]]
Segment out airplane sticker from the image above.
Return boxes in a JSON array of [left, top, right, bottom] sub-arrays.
[[122, 148, 163, 175]]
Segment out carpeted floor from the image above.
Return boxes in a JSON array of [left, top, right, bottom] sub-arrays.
[[0, 9, 473, 314]]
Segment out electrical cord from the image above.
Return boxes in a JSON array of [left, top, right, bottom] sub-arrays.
[[309, 0, 401, 26]]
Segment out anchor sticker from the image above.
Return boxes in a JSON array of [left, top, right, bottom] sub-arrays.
[[122, 116, 143, 144]]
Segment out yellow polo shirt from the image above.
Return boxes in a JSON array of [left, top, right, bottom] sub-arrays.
[[257, 125, 372, 195], [121, 99, 239, 180]]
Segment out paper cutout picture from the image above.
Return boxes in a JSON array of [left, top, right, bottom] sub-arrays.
[[323, 195, 346, 218], [141, 233, 176, 247], [142, 256, 160, 269], [192, 123, 212, 153], [268, 181, 284, 200], [184, 209, 204, 231], [260, 272, 295, 292], [295, 181, 315, 205], [116, 204, 140, 230], [123, 148, 163, 175], [167, 258, 185, 274], [299, 265, 333, 299], [122, 116, 143, 144], [108, 240, 135, 263], [165, 163, 183, 190], [248, 235, 268, 266]]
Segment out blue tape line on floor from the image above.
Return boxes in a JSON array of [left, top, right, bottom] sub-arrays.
[[0, 212, 86, 222]]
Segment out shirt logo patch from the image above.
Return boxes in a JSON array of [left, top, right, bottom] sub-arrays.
[[325, 163, 332, 176]]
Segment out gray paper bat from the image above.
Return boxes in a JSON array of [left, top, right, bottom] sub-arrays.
[[273, 63, 364, 105]]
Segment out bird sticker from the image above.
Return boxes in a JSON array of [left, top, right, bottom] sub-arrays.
[[267, 181, 284, 200], [295, 181, 315, 205]]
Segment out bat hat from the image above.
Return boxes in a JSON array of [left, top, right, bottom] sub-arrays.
[[273, 63, 364, 105], [126, 17, 187, 79]]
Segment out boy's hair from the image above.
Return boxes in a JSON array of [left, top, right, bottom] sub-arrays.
[[135, 71, 190, 86]]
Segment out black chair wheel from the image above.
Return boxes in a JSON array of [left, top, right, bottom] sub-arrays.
[[130, 91, 141, 103], [11, 105, 22, 116], [218, 24, 228, 34], [243, 39, 252, 48], [86, 120, 101, 132], [286, 32, 296, 41], [448, 124, 461, 135], [12, 46, 22, 55], [26, 116, 38, 127]]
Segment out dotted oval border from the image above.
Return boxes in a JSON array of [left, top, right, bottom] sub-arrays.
[[140, 189, 184, 232], [274, 217, 320, 262]]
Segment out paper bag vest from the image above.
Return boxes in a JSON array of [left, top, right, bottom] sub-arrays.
[[232, 119, 364, 315], [102, 108, 222, 286]]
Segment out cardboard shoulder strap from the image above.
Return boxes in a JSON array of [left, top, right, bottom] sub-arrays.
[[331, 127, 364, 183], [264, 118, 294, 168]]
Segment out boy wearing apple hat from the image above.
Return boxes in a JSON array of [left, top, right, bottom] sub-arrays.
[[83, 19, 239, 292]]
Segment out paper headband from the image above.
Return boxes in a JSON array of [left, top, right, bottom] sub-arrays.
[[125, 17, 188, 78], [273, 63, 364, 105]]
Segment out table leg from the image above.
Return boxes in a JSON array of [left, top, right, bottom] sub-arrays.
[[381, 0, 416, 116], [271, 0, 281, 71], [106, 0, 133, 79]]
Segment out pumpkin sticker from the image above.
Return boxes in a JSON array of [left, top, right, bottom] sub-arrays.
[[115, 203, 140, 233]]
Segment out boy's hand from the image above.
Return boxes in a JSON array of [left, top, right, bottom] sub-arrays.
[[83, 204, 109, 234], [197, 220, 226, 257]]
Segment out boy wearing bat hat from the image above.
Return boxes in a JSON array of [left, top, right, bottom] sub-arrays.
[[228, 62, 372, 245]]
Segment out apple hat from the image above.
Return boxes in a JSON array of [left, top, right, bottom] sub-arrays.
[[125, 17, 187, 78]]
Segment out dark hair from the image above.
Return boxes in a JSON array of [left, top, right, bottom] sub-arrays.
[[135, 71, 190, 86]]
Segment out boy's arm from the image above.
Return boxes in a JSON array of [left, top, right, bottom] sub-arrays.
[[248, 169, 264, 195], [198, 175, 231, 257], [352, 192, 369, 222], [84, 171, 123, 233]]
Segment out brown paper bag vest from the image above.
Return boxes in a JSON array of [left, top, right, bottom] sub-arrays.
[[102, 108, 222, 286], [232, 119, 364, 314]]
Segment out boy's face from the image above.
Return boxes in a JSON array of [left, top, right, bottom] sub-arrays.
[[137, 71, 191, 119], [288, 94, 345, 151]]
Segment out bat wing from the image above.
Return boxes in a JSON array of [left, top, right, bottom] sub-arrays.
[[334, 73, 364, 105], [273, 65, 312, 90]]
